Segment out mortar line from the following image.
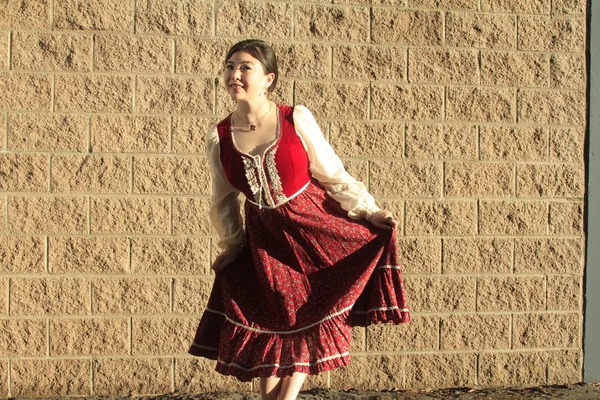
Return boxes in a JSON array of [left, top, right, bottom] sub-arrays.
[[440, 238, 444, 274], [5, 194, 8, 233], [329, 46, 334, 82], [87, 116, 92, 153], [509, 313, 513, 349], [7, 359, 11, 397], [129, 316, 133, 355], [45, 236, 49, 274], [46, 319, 50, 357], [130, 156, 134, 195], [438, 317, 442, 350], [212, 0, 216, 36], [171, 358, 176, 392], [368, 6, 372, 43], [511, 238, 515, 274], [87, 196, 91, 235], [91, 34, 95, 72], [128, 238, 132, 273], [51, 74, 56, 112], [8, 31, 12, 71], [441, 7, 446, 45], [90, 359, 94, 394], [406, 48, 410, 84], [48, 155, 52, 192], [4, 111, 8, 150], [132, 75, 137, 113], [171, 39, 176, 74], [132, 0, 136, 34], [50, 0, 55, 30]]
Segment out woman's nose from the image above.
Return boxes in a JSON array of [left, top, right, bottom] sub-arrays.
[[232, 68, 242, 80]]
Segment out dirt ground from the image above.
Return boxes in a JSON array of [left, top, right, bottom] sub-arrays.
[[131, 383, 600, 400]]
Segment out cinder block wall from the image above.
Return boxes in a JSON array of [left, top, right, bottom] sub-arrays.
[[0, 0, 587, 396]]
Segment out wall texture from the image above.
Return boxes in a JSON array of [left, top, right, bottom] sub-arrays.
[[0, 0, 588, 396]]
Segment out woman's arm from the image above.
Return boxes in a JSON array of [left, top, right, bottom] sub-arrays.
[[206, 127, 246, 269], [293, 105, 396, 230]]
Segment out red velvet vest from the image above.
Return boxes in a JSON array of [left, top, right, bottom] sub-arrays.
[[216, 104, 312, 208]]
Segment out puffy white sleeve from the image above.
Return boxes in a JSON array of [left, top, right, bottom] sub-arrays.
[[206, 126, 246, 249], [293, 105, 381, 220]]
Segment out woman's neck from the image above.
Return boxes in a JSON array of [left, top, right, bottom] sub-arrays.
[[235, 99, 271, 121]]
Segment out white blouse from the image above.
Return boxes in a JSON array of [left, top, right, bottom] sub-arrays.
[[206, 105, 381, 249]]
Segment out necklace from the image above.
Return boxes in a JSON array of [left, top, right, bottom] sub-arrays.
[[235, 102, 272, 131]]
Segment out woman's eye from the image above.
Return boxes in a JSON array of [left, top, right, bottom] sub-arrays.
[[242, 66, 251, 70]]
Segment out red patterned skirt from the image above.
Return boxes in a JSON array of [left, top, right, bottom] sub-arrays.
[[188, 181, 410, 381]]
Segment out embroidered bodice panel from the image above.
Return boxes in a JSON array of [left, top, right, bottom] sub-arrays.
[[217, 104, 311, 208]]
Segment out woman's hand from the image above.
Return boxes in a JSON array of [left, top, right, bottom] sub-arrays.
[[212, 245, 243, 273], [368, 210, 398, 231]]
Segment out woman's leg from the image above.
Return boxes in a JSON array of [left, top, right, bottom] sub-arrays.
[[278, 372, 308, 400], [260, 376, 282, 400]]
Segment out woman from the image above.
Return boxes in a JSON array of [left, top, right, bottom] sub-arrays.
[[189, 39, 410, 400]]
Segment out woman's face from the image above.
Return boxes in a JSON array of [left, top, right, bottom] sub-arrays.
[[223, 51, 274, 101]]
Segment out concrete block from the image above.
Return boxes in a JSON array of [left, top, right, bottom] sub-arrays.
[[409, 48, 478, 85], [477, 276, 546, 312], [0, 153, 48, 192], [8, 113, 88, 152], [93, 358, 171, 395], [10, 277, 89, 316], [372, 9, 442, 46], [54, 0, 132, 31], [409, 0, 478, 9], [136, 0, 211, 35], [479, 352, 547, 386], [49, 236, 128, 274], [406, 200, 477, 235], [547, 350, 582, 383], [133, 317, 199, 355], [0, 72, 52, 111], [131, 237, 210, 275], [518, 89, 585, 125], [0, 0, 50, 29], [480, 126, 548, 162], [550, 54, 586, 89], [91, 115, 169, 153], [481, 50, 548, 87], [133, 156, 210, 195], [443, 238, 512, 274], [479, 200, 548, 235], [172, 197, 213, 236], [371, 84, 444, 120], [549, 201, 583, 235], [406, 123, 477, 160], [0, 236, 45, 274], [446, 12, 516, 49], [135, 76, 213, 115], [397, 238, 441, 275], [55, 74, 132, 113], [518, 16, 585, 51], [12, 32, 92, 71], [515, 238, 583, 274], [173, 277, 214, 315], [550, 127, 585, 162], [175, 358, 250, 393], [405, 276, 476, 312], [370, 161, 441, 197], [552, 0, 586, 15], [547, 275, 582, 310], [11, 359, 90, 396], [95, 34, 171, 73], [0, 319, 47, 356], [330, 121, 403, 158], [216, 0, 291, 39], [90, 197, 170, 234], [50, 318, 128, 356], [175, 38, 233, 75], [295, 81, 368, 119], [92, 277, 170, 314], [367, 315, 439, 351], [517, 164, 584, 198], [481, 0, 550, 13], [441, 314, 510, 350], [51, 154, 130, 194], [513, 313, 580, 348], [333, 45, 405, 81], [173, 116, 214, 154], [295, 5, 368, 42], [8, 196, 87, 234], [406, 353, 476, 389], [445, 162, 514, 197], [447, 86, 515, 122], [330, 355, 404, 390]]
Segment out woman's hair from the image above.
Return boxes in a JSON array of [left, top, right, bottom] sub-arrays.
[[224, 39, 278, 94]]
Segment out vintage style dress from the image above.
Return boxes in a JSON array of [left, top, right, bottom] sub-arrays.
[[188, 104, 410, 381]]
